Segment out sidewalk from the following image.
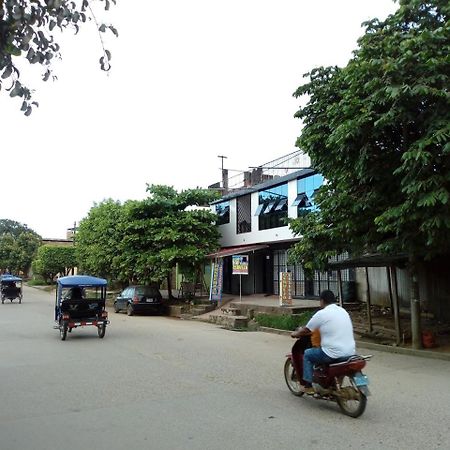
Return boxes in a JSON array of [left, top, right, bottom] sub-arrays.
[[209, 293, 320, 315], [219, 293, 320, 308], [194, 293, 450, 362]]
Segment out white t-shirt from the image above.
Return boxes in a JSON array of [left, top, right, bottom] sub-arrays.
[[306, 303, 356, 359]]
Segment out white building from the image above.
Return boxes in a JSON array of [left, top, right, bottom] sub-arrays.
[[210, 168, 354, 298]]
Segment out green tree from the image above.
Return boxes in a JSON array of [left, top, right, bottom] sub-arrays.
[[117, 185, 220, 297], [0, 218, 41, 274], [75, 198, 125, 280], [0, 0, 117, 114], [32, 244, 77, 283], [289, 0, 449, 348]]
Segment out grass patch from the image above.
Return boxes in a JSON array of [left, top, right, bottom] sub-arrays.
[[255, 310, 315, 331], [27, 278, 50, 286]]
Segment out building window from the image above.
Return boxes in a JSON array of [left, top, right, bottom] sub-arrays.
[[294, 174, 324, 217], [215, 201, 230, 225], [256, 183, 288, 230], [273, 249, 354, 298], [236, 194, 251, 234]]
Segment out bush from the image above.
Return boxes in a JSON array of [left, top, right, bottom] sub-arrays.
[[107, 279, 126, 290], [255, 310, 315, 331], [27, 278, 50, 286]]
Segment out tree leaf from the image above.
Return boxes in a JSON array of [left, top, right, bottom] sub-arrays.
[[290, 0, 450, 265], [1, 0, 117, 113], [1, 66, 12, 79]]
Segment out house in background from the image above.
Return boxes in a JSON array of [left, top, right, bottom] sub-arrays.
[[41, 223, 77, 247], [41, 238, 74, 247], [208, 152, 355, 299], [39, 226, 77, 277]]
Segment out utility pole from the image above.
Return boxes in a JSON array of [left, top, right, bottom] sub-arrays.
[[218, 155, 228, 194], [218, 155, 227, 171]]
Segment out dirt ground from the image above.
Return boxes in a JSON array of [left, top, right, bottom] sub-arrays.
[[348, 304, 450, 352]]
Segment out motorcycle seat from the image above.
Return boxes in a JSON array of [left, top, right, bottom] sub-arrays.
[[314, 355, 360, 370], [328, 355, 362, 367]]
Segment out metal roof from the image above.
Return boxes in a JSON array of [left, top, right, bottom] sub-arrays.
[[207, 244, 269, 258]]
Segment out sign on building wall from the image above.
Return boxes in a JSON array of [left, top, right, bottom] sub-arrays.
[[232, 255, 249, 275], [210, 259, 224, 302], [279, 271, 293, 306]]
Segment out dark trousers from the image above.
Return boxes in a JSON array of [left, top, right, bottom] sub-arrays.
[[291, 335, 312, 386]]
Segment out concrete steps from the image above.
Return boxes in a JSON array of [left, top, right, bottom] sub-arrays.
[[207, 304, 248, 329], [228, 301, 318, 317], [208, 314, 249, 329], [195, 297, 320, 330], [168, 303, 216, 319]]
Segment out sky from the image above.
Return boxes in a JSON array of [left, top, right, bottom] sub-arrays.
[[0, 0, 398, 239]]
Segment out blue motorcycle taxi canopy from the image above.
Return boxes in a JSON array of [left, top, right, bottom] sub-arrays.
[[0, 275, 22, 282], [57, 275, 107, 287]]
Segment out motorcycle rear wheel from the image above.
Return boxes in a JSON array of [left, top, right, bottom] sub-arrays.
[[97, 323, 106, 338], [284, 358, 304, 397], [336, 375, 367, 418], [60, 322, 68, 341]]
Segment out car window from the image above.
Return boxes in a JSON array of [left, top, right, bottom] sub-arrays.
[[122, 288, 131, 297], [136, 286, 160, 297]]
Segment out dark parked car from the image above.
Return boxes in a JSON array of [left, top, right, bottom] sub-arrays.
[[114, 285, 164, 316]]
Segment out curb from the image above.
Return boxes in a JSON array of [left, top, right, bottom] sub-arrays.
[[352, 340, 450, 362], [258, 326, 450, 362]]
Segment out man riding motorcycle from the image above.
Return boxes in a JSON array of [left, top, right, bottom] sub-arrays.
[[291, 290, 355, 394]]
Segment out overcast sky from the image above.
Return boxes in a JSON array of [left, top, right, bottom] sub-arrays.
[[1, 0, 398, 239]]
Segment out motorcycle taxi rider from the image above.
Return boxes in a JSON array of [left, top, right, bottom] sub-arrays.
[[291, 290, 356, 394]]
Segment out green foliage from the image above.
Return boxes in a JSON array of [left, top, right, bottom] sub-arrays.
[[27, 276, 49, 286], [116, 185, 220, 286], [254, 311, 315, 331], [290, 0, 450, 269], [75, 187, 220, 289], [0, 0, 117, 114], [32, 244, 77, 283], [0, 218, 41, 274], [75, 198, 125, 279]]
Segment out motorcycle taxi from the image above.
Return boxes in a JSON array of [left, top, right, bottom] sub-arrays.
[[54, 275, 109, 340], [1, 274, 23, 304]]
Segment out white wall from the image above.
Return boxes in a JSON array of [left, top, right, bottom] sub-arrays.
[[215, 178, 299, 247]]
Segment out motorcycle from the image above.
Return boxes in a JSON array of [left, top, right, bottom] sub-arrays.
[[284, 339, 372, 418]]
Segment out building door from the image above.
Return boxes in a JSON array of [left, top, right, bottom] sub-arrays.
[[263, 251, 273, 294], [222, 256, 232, 294], [252, 251, 269, 294]]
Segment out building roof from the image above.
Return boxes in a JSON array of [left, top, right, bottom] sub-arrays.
[[211, 168, 316, 204], [42, 238, 74, 246], [207, 244, 269, 258]]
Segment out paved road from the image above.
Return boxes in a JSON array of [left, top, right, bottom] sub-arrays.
[[1, 286, 449, 450]]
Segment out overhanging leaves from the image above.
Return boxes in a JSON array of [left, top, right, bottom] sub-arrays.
[[0, 0, 117, 114], [290, 0, 450, 268]]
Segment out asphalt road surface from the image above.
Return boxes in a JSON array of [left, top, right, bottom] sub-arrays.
[[1, 286, 449, 450]]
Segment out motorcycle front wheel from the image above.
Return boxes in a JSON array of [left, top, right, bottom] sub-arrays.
[[336, 375, 367, 418], [283, 358, 304, 397]]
